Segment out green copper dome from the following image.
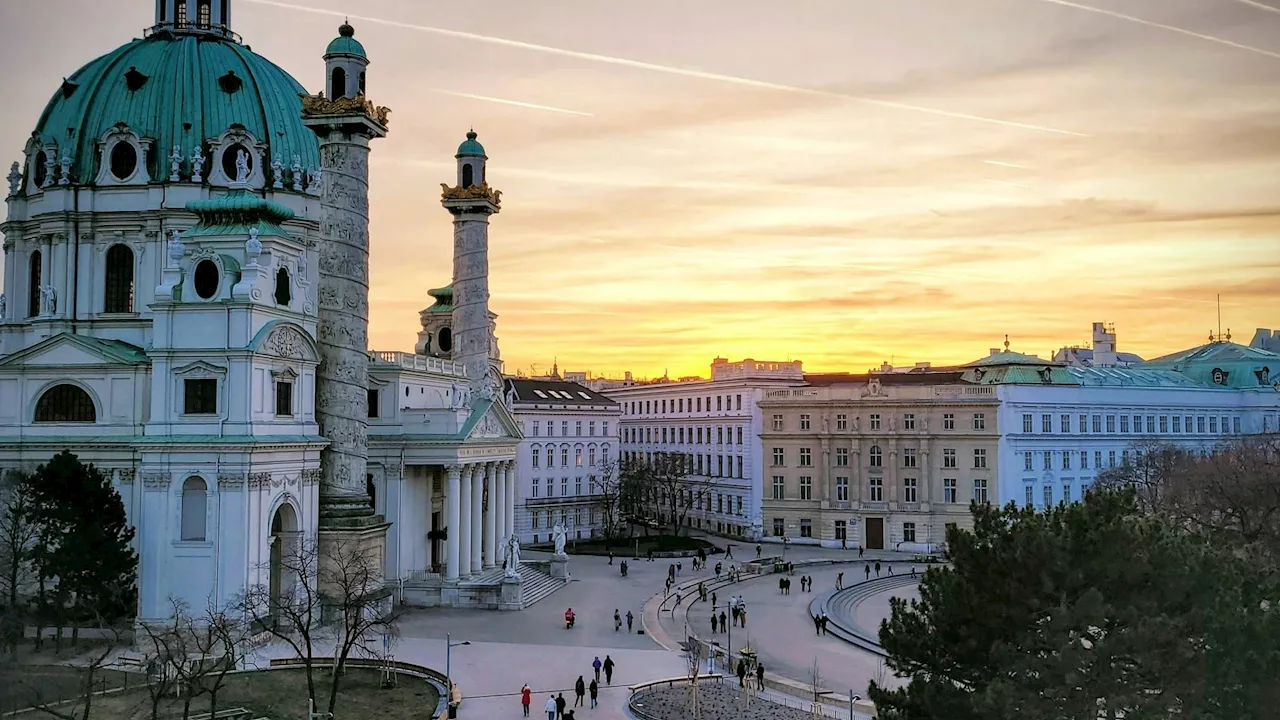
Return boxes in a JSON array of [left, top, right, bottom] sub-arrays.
[[325, 23, 367, 58], [28, 32, 320, 189], [456, 131, 486, 158]]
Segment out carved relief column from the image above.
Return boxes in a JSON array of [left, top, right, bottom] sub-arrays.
[[303, 88, 388, 527], [458, 465, 473, 577], [494, 460, 507, 547], [482, 462, 496, 569], [470, 463, 484, 574], [445, 465, 460, 582]]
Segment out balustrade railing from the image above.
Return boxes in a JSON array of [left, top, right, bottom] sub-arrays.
[[371, 350, 466, 376]]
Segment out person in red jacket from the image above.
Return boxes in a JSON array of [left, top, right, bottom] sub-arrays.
[[521, 684, 531, 716]]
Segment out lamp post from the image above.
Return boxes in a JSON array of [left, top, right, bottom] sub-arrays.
[[445, 633, 470, 717]]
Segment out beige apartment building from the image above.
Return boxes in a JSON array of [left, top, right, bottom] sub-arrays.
[[758, 371, 1000, 551]]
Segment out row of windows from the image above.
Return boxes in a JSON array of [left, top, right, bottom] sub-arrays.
[[771, 445, 987, 470], [1022, 447, 1176, 472], [768, 518, 927, 542], [1020, 412, 1242, 436], [625, 393, 743, 416], [624, 425, 745, 445], [527, 419, 612, 437], [530, 444, 612, 469], [529, 507, 593, 530], [621, 451, 745, 479], [771, 475, 987, 504], [771, 412, 987, 432], [1023, 479, 1094, 508], [31, 378, 294, 423]]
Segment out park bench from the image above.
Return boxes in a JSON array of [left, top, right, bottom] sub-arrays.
[[188, 707, 251, 720], [115, 651, 149, 672]]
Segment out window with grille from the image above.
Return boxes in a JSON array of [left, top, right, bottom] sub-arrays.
[[34, 384, 96, 422], [1025, 485, 1034, 507], [799, 519, 812, 538], [561, 447, 569, 466], [104, 244, 135, 312], [1092, 415, 1102, 433], [1023, 414, 1033, 433], [184, 379, 217, 415], [834, 520, 846, 540], [1042, 414, 1052, 433], [1106, 415, 1115, 433], [1062, 452, 1071, 470], [773, 518, 784, 536], [1043, 485, 1053, 507]]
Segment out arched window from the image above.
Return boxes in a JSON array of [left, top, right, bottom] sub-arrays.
[[274, 267, 291, 305], [175, 0, 188, 25], [104, 244, 134, 313], [180, 477, 207, 541], [196, 0, 211, 27], [330, 67, 346, 99], [28, 251, 41, 317], [869, 445, 883, 468], [358, 71, 366, 94], [35, 384, 96, 423], [437, 327, 452, 352], [461, 164, 474, 188]]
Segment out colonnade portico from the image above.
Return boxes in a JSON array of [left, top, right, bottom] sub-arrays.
[[442, 460, 517, 581]]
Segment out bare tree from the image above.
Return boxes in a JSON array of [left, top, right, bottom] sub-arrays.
[[19, 611, 130, 720], [1092, 439, 1191, 515], [587, 459, 625, 542], [648, 452, 716, 538], [135, 600, 188, 720], [193, 601, 240, 720], [238, 537, 399, 716], [0, 470, 38, 655]]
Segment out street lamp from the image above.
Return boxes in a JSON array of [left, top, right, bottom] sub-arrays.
[[446, 633, 471, 718]]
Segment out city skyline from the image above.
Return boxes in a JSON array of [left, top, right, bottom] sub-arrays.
[[2, 0, 1276, 378]]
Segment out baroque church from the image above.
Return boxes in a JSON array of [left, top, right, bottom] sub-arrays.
[[0, 0, 542, 621]]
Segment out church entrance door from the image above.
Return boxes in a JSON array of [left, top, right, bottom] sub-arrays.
[[865, 517, 884, 550], [269, 503, 300, 628]]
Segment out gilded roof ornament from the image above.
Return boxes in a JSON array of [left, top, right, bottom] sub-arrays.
[[440, 181, 502, 208], [299, 92, 391, 127]]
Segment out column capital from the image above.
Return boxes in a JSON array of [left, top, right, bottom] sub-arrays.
[[444, 464, 462, 478]]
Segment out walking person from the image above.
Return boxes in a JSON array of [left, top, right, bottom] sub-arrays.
[[865, 564, 871, 581], [820, 613, 829, 636], [614, 609, 622, 631], [608, 550, 614, 565], [712, 612, 719, 635], [593, 656, 602, 683], [522, 684, 532, 717], [841, 535, 847, 550], [813, 613, 822, 635], [756, 543, 762, 558], [626, 610, 634, 632], [736, 659, 747, 687], [718, 611, 726, 633], [603, 655, 615, 684], [859, 546, 864, 558], [555, 692, 566, 719], [888, 565, 894, 575], [725, 544, 734, 559], [756, 662, 765, 690], [837, 572, 844, 590], [574, 676, 585, 707], [545, 694, 558, 720], [875, 561, 881, 577], [589, 678, 598, 709], [741, 608, 748, 628], [779, 576, 786, 594]]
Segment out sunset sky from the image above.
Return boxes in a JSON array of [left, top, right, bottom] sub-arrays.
[[2, 0, 1277, 379]]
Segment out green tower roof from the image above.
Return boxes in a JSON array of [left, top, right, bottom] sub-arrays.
[[27, 32, 320, 191], [325, 23, 367, 59], [456, 131, 486, 158]]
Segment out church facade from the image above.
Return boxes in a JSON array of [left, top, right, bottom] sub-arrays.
[[0, 1, 529, 622]]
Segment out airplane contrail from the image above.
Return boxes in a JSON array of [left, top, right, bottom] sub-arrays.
[[242, 0, 1089, 137], [983, 160, 1033, 170], [1235, 0, 1280, 14], [431, 89, 593, 116], [1030, 0, 1280, 59]]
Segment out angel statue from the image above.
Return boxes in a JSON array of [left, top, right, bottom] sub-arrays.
[[504, 535, 522, 579], [552, 523, 568, 556]]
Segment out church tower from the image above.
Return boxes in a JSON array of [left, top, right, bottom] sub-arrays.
[[441, 132, 501, 399], [302, 24, 389, 541]]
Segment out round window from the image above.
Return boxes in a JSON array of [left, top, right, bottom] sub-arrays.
[[194, 260, 220, 299], [110, 142, 138, 181], [221, 143, 251, 182]]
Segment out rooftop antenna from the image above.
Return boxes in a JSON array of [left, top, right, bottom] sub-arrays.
[[1217, 294, 1222, 343], [1004, 334, 1011, 352]]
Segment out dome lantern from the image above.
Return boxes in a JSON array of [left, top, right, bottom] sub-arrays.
[[324, 21, 369, 100], [455, 130, 486, 188], [153, 0, 237, 41]]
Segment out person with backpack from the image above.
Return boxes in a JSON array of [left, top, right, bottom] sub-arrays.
[[521, 684, 531, 717]]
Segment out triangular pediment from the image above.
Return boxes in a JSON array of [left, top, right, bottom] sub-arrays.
[[0, 333, 150, 369], [462, 398, 524, 441]]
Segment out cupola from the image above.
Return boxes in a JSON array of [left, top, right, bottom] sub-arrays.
[[153, 0, 236, 40], [324, 21, 369, 100], [455, 131, 486, 188]]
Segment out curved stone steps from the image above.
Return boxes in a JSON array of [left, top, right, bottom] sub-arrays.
[[808, 574, 921, 657]]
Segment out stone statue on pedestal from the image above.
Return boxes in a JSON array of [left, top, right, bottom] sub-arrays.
[[504, 535, 521, 578], [553, 523, 567, 556]]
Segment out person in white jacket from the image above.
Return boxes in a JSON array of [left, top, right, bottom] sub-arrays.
[[544, 695, 558, 720]]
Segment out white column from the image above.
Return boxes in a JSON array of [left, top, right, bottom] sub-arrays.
[[470, 463, 483, 574], [505, 461, 516, 545], [494, 462, 507, 548], [424, 468, 436, 572], [445, 466, 460, 582], [482, 463, 496, 569], [458, 465, 473, 577]]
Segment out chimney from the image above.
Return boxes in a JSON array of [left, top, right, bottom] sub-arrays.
[[1092, 321, 1118, 367]]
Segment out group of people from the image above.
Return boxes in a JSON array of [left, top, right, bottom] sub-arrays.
[[812, 611, 830, 635], [612, 608, 635, 632], [778, 574, 819, 594], [735, 657, 764, 689], [524, 655, 615, 719]]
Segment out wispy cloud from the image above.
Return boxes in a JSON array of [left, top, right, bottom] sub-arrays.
[[430, 89, 593, 116], [1030, 0, 1280, 59], [242, 0, 1091, 136]]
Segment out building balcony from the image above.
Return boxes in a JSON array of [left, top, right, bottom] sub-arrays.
[[371, 350, 466, 377], [524, 494, 602, 507]]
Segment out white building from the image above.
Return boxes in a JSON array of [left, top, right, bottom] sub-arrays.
[[504, 378, 620, 544], [0, 4, 536, 620], [605, 358, 808, 540], [968, 340, 1280, 510]]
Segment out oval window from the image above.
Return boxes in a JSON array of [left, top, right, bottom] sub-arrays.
[[221, 143, 251, 182], [110, 142, 138, 181], [194, 259, 220, 299], [33, 155, 47, 188], [438, 327, 452, 352]]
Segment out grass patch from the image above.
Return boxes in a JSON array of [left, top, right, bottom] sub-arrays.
[[4, 666, 439, 720]]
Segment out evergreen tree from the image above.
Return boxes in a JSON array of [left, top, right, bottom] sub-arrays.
[[870, 488, 1280, 719], [24, 451, 138, 630]]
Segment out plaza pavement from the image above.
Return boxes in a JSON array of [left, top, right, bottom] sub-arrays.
[[246, 544, 922, 719]]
